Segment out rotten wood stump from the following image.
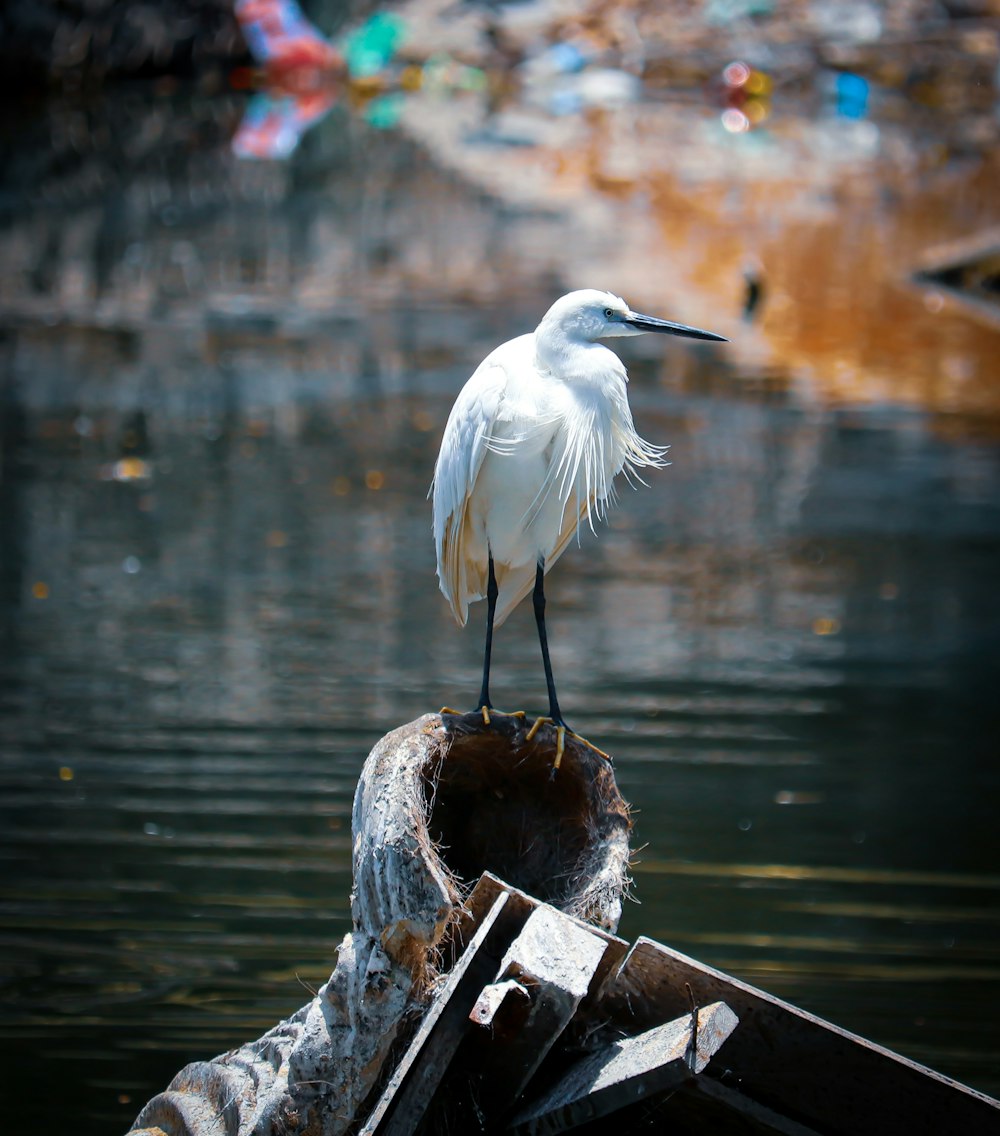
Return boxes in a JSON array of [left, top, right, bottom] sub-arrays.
[[128, 711, 631, 1136], [125, 709, 1000, 1134]]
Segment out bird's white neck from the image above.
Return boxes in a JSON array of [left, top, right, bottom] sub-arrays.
[[534, 322, 622, 389]]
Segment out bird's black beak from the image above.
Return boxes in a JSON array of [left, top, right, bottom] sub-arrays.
[[625, 313, 728, 342]]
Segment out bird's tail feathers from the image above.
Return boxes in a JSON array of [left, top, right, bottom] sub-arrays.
[[491, 562, 534, 628]]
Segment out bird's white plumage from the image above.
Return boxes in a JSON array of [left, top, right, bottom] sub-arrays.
[[431, 289, 669, 628]]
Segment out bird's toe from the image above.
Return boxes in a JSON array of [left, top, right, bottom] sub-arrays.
[[525, 715, 550, 742], [567, 728, 612, 763], [553, 725, 566, 771]]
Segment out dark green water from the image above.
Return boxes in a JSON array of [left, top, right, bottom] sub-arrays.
[[1, 90, 998, 1131]]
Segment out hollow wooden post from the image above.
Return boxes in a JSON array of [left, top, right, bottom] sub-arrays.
[[128, 711, 631, 1136]]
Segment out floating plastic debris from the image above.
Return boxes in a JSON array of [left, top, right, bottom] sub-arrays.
[[235, 0, 340, 71], [343, 13, 405, 79], [835, 72, 870, 119], [232, 91, 336, 159]]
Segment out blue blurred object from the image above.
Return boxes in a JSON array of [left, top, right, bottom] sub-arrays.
[[835, 71, 869, 118], [232, 90, 335, 159], [542, 42, 587, 74], [548, 87, 582, 116]]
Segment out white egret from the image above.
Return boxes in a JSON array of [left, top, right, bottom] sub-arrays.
[[431, 289, 727, 758]]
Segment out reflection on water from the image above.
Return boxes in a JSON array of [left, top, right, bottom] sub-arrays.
[[1, 86, 999, 1130]]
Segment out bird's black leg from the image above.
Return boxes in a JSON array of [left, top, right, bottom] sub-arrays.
[[477, 554, 498, 718], [527, 560, 610, 769], [533, 558, 565, 726]]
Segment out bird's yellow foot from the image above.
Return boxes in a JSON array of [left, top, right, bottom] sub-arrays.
[[525, 716, 547, 743], [525, 717, 566, 770], [526, 716, 611, 766], [554, 725, 566, 769], [439, 706, 527, 724], [570, 732, 611, 762], [483, 706, 531, 725]]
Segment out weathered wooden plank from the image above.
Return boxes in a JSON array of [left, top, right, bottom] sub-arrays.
[[358, 889, 529, 1135], [507, 1001, 738, 1134], [679, 1076, 826, 1135], [454, 872, 630, 1002], [452, 872, 540, 957], [473, 906, 611, 1109], [449, 871, 634, 1070], [595, 937, 1000, 1136], [470, 978, 530, 1026], [361, 876, 627, 1132], [497, 906, 608, 1000]]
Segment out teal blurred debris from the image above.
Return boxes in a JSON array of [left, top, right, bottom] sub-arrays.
[[705, 0, 776, 23], [343, 12, 406, 79], [364, 93, 406, 129]]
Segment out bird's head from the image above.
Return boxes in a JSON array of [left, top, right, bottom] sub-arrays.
[[539, 289, 727, 344]]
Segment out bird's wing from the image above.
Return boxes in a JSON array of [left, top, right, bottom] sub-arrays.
[[431, 358, 509, 625]]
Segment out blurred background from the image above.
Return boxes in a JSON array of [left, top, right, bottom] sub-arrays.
[[1, 0, 999, 1129]]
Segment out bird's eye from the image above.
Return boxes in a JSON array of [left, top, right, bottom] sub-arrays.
[[604, 308, 615, 319]]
